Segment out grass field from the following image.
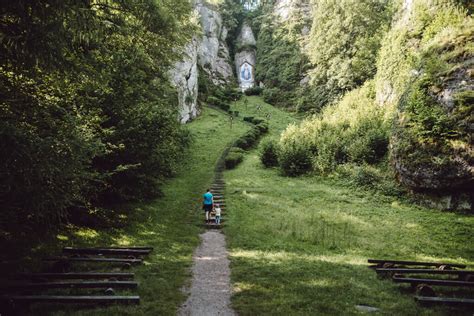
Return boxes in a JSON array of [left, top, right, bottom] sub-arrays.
[[0, 106, 250, 315], [225, 96, 474, 315]]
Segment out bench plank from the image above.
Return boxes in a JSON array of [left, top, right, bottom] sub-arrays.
[[63, 247, 149, 256], [44, 257, 142, 264], [17, 272, 134, 280], [368, 259, 466, 268], [1, 281, 138, 290], [415, 296, 474, 306], [393, 276, 474, 287], [376, 268, 474, 275], [0, 295, 140, 304]]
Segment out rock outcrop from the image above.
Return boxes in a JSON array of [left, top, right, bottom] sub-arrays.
[[376, 0, 474, 210], [196, 2, 234, 85], [170, 1, 233, 123], [170, 38, 199, 124], [235, 22, 256, 91]]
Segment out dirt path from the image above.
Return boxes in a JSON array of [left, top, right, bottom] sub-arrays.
[[178, 230, 235, 316]]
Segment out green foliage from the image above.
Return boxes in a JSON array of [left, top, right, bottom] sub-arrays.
[[225, 147, 245, 169], [260, 139, 279, 167], [199, 65, 242, 112], [278, 143, 313, 176], [309, 0, 392, 105], [219, 0, 246, 59], [244, 86, 263, 95], [255, 4, 311, 109], [0, 0, 195, 229], [261, 87, 285, 106], [235, 117, 268, 150], [279, 81, 390, 175]]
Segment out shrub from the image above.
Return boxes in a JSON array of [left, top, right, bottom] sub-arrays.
[[207, 96, 230, 112], [262, 87, 282, 105], [350, 165, 383, 189], [243, 116, 254, 122], [255, 122, 269, 134], [278, 144, 313, 176], [260, 140, 279, 167], [244, 86, 263, 95], [225, 147, 244, 169]]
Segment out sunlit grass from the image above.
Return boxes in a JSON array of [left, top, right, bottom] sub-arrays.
[[225, 97, 474, 315]]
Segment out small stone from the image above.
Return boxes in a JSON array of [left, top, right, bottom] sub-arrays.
[[355, 305, 380, 313]]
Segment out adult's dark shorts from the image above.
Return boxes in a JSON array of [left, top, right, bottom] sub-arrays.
[[203, 204, 213, 212]]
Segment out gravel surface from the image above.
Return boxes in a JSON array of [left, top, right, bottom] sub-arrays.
[[178, 230, 236, 316]]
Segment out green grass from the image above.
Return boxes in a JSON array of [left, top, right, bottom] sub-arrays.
[[0, 106, 250, 315], [225, 97, 474, 315]]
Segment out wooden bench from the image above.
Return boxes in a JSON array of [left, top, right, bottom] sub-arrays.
[[1, 281, 138, 291], [44, 257, 142, 264], [376, 268, 474, 280], [392, 276, 474, 287], [17, 272, 134, 280], [63, 247, 150, 256], [415, 296, 474, 307], [368, 259, 466, 269], [0, 295, 140, 304]]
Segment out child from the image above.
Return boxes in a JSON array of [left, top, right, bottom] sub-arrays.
[[214, 204, 222, 225]]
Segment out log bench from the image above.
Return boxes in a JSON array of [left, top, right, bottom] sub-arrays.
[[392, 276, 474, 287], [0, 295, 140, 304], [415, 296, 474, 307], [1, 281, 138, 291], [368, 259, 466, 269], [17, 272, 134, 280], [44, 257, 142, 264], [63, 247, 150, 256], [376, 268, 474, 280]]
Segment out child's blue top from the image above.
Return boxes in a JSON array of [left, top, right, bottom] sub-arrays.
[[203, 192, 213, 205]]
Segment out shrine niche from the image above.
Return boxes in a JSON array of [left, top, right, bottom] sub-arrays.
[[237, 61, 255, 91]]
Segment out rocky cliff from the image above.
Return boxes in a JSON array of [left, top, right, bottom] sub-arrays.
[[170, 1, 234, 123], [375, 0, 473, 210]]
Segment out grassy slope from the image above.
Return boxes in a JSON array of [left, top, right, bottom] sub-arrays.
[[8, 106, 250, 315], [225, 96, 474, 315]]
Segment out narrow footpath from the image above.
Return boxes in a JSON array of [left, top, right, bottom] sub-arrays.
[[179, 150, 236, 316]]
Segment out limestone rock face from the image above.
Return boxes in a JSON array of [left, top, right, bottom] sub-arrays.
[[236, 23, 256, 47], [170, 1, 233, 123], [274, 0, 312, 28], [235, 22, 256, 91], [196, 2, 233, 85], [381, 0, 474, 210], [170, 38, 199, 124]]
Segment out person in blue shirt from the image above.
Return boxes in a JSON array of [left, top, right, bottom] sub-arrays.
[[202, 188, 213, 224]]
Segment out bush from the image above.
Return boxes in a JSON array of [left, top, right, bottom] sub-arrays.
[[350, 165, 383, 188], [244, 86, 263, 95], [255, 122, 269, 134], [262, 87, 282, 105], [225, 148, 244, 169], [279, 81, 390, 175], [260, 140, 279, 167], [234, 120, 268, 150], [207, 96, 230, 112], [243, 116, 254, 122], [278, 144, 313, 176]]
